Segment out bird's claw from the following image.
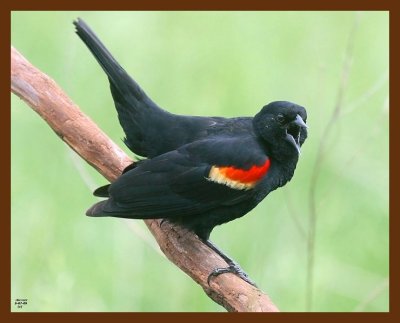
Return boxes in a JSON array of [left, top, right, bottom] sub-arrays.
[[159, 218, 168, 228], [207, 263, 257, 287]]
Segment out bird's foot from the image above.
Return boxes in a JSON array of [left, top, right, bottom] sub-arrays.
[[207, 262, 257, 287], [159, 218, 167, 227]]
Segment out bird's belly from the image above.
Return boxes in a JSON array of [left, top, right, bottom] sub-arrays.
[[171, 198, 260, 240]]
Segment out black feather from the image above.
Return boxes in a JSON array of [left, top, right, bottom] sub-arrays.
[[93, 185, 110, 197]]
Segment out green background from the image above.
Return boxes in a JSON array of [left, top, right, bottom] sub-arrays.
[[11, 11, 389, 312]]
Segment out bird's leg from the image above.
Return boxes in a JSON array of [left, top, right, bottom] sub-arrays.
[[203, 239, 257, 287]]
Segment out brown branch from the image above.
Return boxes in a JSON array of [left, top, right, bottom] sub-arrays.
[[10, 46, 279, 312]]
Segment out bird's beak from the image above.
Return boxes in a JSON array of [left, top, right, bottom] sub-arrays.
[[293, 114, 308, 129], [285, 114, 307, 155]]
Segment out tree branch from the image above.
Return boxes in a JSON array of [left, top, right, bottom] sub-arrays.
[[11, 46, 279, 312]]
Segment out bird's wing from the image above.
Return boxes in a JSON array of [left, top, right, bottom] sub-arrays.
[[87, 137, 271, 218]]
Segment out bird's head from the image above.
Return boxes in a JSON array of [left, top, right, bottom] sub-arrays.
[[253, 101, 308, 156]]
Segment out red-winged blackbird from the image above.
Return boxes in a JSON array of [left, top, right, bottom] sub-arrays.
[[74, 19, 308, 285]]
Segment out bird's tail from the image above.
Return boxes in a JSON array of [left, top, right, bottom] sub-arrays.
[[73, 18, 146, 102], [74, 18, 170, 156]]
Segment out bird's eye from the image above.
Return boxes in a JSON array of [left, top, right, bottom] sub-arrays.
[[276, 114, 285, 124]]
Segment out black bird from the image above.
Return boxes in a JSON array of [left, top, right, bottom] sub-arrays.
[[74, 18, 308, 285]]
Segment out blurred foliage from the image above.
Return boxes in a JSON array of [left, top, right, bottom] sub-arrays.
[[11, 11, 388, 312]]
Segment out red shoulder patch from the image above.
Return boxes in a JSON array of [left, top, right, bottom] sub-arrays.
[[208, 159, 271, 190], [220, 159, 271, 183]]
